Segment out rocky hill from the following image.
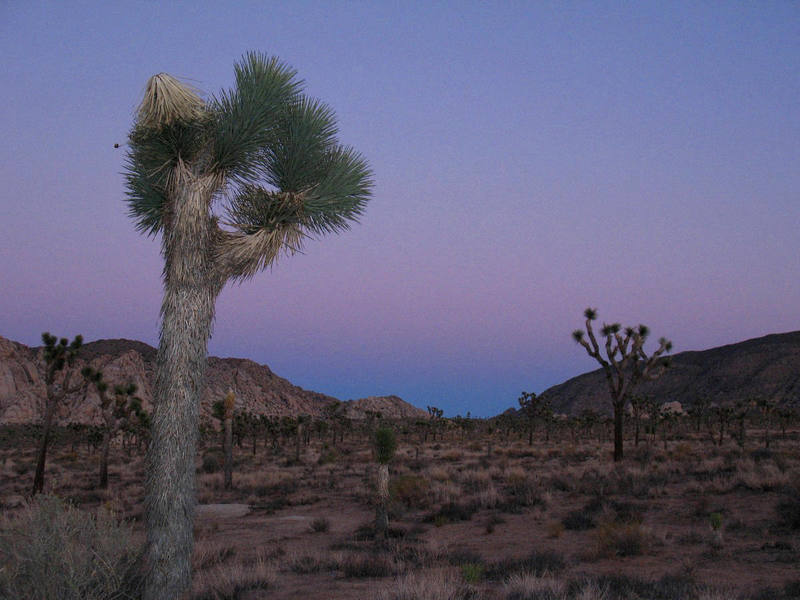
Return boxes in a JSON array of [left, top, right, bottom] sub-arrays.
[[540, 331, 800, 416], [0, 335, 426, 425]]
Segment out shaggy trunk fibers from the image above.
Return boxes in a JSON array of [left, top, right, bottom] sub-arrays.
[[144, 169, 218, 600], [375, 463, 389, 535]]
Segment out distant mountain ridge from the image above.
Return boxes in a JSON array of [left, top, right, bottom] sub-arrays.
[[0, 335, 427, 425], [539, 331, 800, 416]]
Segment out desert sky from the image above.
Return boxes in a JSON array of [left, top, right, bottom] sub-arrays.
[[1, 2, 798, 416]]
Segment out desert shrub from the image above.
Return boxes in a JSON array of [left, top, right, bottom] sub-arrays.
[[501, 473, 545, 511], [460, 562, 484, 584], [194, 542, 236, 570], [593, 522, 651, 558], [339, 552, 396, 578], [425, 502, 478, 525], [562, 510, 594, 531], [192, 556, 275, 600], [0, 495, 141, 600], [289, 553, 332, 574], [317, 447, 339, 465], [484, 550, 565, 581], [310, 517, 330, 533], [446, 548, 483, 566], [201, 452, 221, 473], [776, 493, 800, 530], [486, 513, 506, 534], [378, 569, 473, 600], [546, 520, 564, 539], [503, 572, 565, 600], [391, 474, 432, 509], [581, 572, 697, 600]]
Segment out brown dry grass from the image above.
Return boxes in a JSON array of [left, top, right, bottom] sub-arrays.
[[1, 424, 799, 599]]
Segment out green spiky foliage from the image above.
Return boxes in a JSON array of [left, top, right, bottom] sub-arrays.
[[572, 308, 672, 462], [32, 333, 84, 496], [125, 52, 372, 600], [374, 426, 397, 465]]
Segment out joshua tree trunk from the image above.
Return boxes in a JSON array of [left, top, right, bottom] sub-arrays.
[[295, 423, 302, 463], [223, 416, 233, 490], [99, 427, 112, 489], [613, 401, 624, 462], [375, 463, 389, 535], [144, 170, 218, 600], [32, 398, 56, 496]]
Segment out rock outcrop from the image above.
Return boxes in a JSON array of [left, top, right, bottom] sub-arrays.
[[0, 336, 424, 425]]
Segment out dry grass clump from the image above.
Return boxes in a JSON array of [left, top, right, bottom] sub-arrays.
[[191, 554, 276, 600], [592, 521, 655, 558], [378, 568, 472, 600], [503, 572, 567, 600], [0, 495, 142, 600]]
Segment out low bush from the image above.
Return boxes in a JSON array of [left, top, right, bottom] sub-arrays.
[[776, 493, 800, 530], [562, 510, 594, 531], [484, 550, 566, 581], [0, 495, 142, 600], [593, 521, 651, 558], [339, 552, 396, 578], [390, 474, 432, 509], [200, 452, 221, 474], [310, 517, 330, 533], [425, 502, 478, 525]]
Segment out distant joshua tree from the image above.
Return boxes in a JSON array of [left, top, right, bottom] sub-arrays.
[[572, 308, 672, 461], [517, 391, 550, 446], [32, 333, 83, 496], [125, 53, 372, 598], [82, 366, 145, 488]]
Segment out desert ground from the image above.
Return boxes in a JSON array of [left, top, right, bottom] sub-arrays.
[[1, 422, 799, 600]]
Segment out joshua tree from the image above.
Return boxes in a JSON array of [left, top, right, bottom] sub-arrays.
[[518, 391, 547, 446], [32, 333, 84, 496], [426, 405, 444, 441], [572, 308, 672, 462], [125, 53, 372, 599], [82, 366, 145, 488], [373, 425, 397, 536]]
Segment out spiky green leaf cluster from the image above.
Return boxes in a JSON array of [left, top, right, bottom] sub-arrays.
[[374, 426, 397, 464], [42, 332, 83, 371], [125, 51, 373, 263]]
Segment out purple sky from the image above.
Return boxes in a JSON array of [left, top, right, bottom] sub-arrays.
[[1, 2, 798, 417]]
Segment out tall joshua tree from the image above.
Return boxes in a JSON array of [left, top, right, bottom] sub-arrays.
[[32, 333, 83, 496], [125, 53, 372, 599], [572, 308, 672, 462]]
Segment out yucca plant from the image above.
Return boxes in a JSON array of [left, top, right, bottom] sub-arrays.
[[125, 52, 372, 599]]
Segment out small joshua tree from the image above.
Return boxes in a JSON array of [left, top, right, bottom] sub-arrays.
[[32, 333, 84, 496], [518, 391, 548, 446], [82, 366, 145, 488], [373, 425, 397, 536], [572, 308, 672, 462]]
